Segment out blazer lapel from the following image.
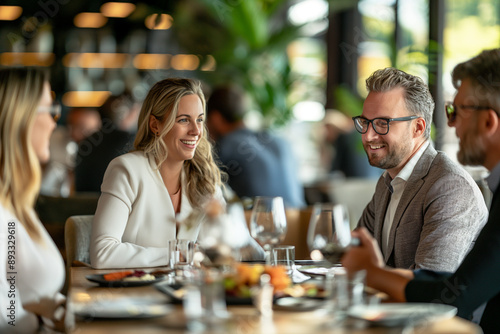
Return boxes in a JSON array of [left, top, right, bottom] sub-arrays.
[[383, 145, 437, 263]]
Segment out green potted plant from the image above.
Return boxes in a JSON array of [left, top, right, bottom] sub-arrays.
[[173, 0, 302, 127]]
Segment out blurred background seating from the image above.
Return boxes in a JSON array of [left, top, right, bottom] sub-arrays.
[[35, 194, 99, 260], [245, 208, 313, 260]]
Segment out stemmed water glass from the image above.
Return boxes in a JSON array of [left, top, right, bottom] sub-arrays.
[[307, 203, 366, 328], [196, 201, 251, 267], [307, 203, 354, 264], [249, 196, 287, 264]]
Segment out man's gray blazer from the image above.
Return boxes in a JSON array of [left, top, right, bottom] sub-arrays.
[[357, 144, 488, 272]]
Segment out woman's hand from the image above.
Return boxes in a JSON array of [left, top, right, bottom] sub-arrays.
[[342, 227, 384, 274], [25, 296, 66, 332]]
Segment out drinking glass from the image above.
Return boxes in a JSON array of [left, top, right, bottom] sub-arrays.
[[250, 196, 287, 264], [325, 268, 367, 327], [271, 245, 295, 276], [169, 239, 195, 269], [197, 201, 252, 267], [307, 203, 353, 264]]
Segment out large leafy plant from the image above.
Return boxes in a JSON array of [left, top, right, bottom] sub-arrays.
[[173, 0, 302, 127]]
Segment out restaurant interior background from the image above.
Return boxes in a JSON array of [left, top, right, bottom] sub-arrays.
[[0, 0, 498, 235]]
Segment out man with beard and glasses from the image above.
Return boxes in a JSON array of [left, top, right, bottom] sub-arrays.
[[342, 48, 500, 334], [351, 67, 488, 272]]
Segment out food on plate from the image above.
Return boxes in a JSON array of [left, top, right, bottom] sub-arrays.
[[123, 274, 156, 282], [103, 270, 134, 281], [282, 282, 326, 298], [224, 263, 292, 298], [103, 270, 156, 281]]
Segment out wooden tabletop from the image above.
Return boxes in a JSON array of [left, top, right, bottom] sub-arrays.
[[66, 267, 482, 334]]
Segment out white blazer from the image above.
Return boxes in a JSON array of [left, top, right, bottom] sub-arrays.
[[0, 206, 65, 332], [90, 151, 224, 269]]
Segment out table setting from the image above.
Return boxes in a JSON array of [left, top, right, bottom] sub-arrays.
[[65, 199, 480, 333]]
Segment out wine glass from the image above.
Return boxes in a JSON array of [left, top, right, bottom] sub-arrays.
[[197, 201, 251, 268], [307, 203, 353, 264], [250, 196, 287, 264]]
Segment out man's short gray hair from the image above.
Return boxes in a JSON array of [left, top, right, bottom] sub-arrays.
[[366, 68, 434, 139]]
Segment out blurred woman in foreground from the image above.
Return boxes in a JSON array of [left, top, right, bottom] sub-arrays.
[[0, 68, 64, 333]]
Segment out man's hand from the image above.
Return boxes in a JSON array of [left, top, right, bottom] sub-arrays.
[[342, 227, 384, 274]]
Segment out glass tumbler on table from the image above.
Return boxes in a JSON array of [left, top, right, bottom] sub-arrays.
[[169, 239, 195, 270], [250, 196, 287, 264]]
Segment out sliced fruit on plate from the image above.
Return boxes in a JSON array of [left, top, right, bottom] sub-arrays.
[[103, 270, 134, 281]]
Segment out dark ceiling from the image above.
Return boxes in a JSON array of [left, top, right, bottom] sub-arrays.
[[0, 1, 178, 33]]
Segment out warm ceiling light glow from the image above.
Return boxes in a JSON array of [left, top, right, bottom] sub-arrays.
[[100, 2, 136, 18], [145, 14, 173, 30], [133, 54, 171, 69], [0, 52, 54, 67], [171, 54, 199, 71], [62, 91, 111, 108], [200, 55, 216, 71], [63, 53, 130, 68], [0, 6, 22, 20], [74, 12, 107, 28]]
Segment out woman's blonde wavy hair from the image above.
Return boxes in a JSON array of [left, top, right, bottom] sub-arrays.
[[0, 68, 48, 241], [134, 78, 223, 206]]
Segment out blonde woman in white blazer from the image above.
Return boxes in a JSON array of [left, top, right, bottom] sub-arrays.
[[91, 78, 224, 269]]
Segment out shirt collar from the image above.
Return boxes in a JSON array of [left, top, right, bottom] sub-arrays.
[[384, 141, 430, 192], [398, 141, 430, 181], [486, 161, 500, 193]]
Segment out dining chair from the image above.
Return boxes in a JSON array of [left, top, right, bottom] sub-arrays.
[[63, 215, 93, 294], [65, 215, 94, 267], [244, 207, 312, 260]]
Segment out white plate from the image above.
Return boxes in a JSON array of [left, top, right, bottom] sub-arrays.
[[274, 297, 325, 311], [72, 297, 172, 319], [347, 303, 457, 327], [86, 273, 166, 287], [297, 265, 343, 277]]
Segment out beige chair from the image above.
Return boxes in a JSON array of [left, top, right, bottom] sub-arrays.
[[63, 215, 93, 294], [65, 215, 93, 267], [245, 208, 313, 260]]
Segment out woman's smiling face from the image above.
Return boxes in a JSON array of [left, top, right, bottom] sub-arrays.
[[163, 94, 204, 164]]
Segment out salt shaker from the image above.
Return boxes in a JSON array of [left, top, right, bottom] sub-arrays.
[[252, 273, 274, 317]]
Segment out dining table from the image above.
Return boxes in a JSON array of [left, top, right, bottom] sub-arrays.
[[65, 266, 482, 334]]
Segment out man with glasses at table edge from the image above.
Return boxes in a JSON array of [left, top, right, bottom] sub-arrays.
[[350, 67, 488, 272]]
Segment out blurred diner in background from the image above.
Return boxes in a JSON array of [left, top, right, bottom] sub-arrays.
[[74, 92, 140, 193], [206, 84, 306, 208]]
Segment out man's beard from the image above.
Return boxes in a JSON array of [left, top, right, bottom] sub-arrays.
[[457, 127, 486, 166], [364, 137, 412, 170]]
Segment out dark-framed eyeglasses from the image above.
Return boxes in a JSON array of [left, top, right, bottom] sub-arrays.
[[352, 115, 419, 135], [444, 102, 493, 123], [37, 102, 61, 122]]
